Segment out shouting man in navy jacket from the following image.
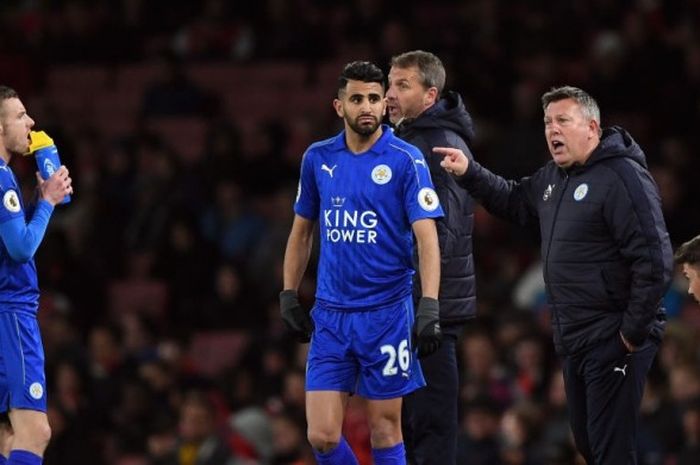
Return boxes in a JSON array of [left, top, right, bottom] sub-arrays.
[[438, 86, 673, 465]]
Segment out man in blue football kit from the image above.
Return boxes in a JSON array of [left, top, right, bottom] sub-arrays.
[[0, 86, 73, 465], [280, 61, 443, 465]]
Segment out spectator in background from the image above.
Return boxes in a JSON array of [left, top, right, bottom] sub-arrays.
[[510, 334, 551, 403], [161, 391, 234, 465], [199, 263, 258, 330], [677, 397, 700, 465], [438, 86, 673, 465], [674, 234, 700, 303], [538, 369, 574, 457], [199, 180, 266, 262], [656, 322, 697, 373], [669, 364, 700, 405], [460, 328, 513, 410], [155, 213, 215, 326], [638, 374, 683, 464], [456, 397, 501, 465], [499, 402, 543, 465], [140, 51, 212, 118], [0, 86, 73, 465], [269, 407, 309, 465], [386, 49, 477, 465]]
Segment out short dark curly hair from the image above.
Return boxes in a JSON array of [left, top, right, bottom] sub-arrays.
[[337, 61, 385, 96], [675, 235, 700, 267]]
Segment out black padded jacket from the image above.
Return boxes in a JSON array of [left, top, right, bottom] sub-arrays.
[[457, 126, 673, 355], [396, 91, 477, 332]]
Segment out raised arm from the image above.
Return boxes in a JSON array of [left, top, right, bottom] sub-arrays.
[[0, 166, 71, 263], [436, 146, 538, 226]]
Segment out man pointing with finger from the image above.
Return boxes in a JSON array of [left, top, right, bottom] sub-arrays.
[[438, 86, 672, 465]]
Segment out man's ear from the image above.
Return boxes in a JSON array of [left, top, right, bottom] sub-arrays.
[[589, 118, 600, 139], [424, 87, 438, 107], [333, 99, 343, 118]]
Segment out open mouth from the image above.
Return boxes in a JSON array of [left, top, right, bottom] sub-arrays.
[[551, 140, 565, 152]]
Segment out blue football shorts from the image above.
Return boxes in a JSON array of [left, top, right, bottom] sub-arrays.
[[306, 295, 425, 399], [0, 310, 47, 413]]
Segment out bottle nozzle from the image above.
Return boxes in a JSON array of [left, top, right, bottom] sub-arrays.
[[25, 131, 55, 156]]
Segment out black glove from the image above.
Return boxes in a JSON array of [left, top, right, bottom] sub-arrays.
[[412, 297, 442, 358], [279, 290, 314, 343]]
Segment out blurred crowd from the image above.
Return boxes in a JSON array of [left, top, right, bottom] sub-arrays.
[[2, 0, 700, 464]]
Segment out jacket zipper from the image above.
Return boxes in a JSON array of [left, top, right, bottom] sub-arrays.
[[544, 171, 569, 353]]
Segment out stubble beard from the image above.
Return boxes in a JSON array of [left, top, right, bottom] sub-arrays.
[[347, 116, 379, 138]]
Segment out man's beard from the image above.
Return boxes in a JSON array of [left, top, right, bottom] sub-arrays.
[[6, 136, 28, 158], [346, 115, 379, 137]]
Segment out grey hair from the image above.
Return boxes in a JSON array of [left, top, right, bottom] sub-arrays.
[[390, 50, 446, 97], [542, 86, 601, 129]]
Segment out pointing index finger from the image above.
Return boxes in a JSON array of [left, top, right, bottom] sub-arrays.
[[432, 146, 453, 156]]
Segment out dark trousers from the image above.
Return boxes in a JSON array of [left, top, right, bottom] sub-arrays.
[[403, 335, 459, 465], [562, 335, 658, 465]]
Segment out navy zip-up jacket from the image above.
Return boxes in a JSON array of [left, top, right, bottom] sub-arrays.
[[457, 126, 673, 355], [396, 91, 477, 331]]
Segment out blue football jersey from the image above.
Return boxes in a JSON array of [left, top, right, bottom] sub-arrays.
[[295, 125, 443, 309], [0, 161, 40, 312]]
